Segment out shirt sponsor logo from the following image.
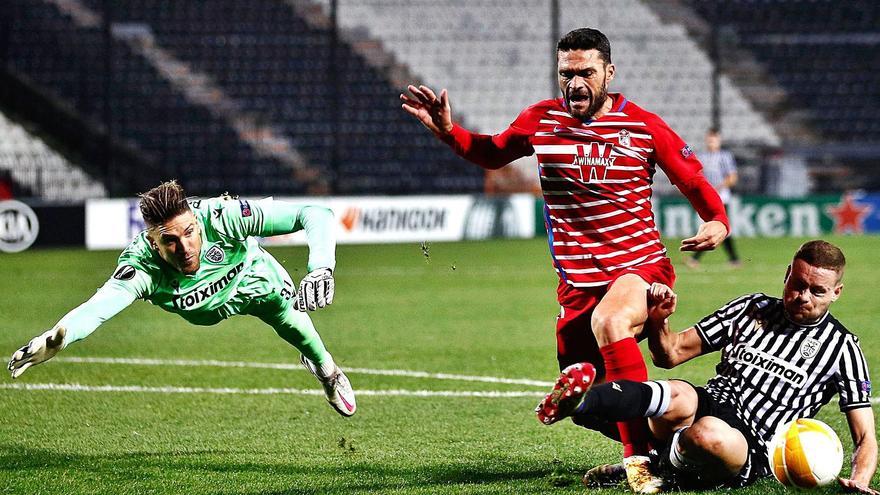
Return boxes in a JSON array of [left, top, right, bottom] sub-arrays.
[[205, 245, 225, 264], [172, 262, 244, 310], [113, 265, 137, 281], [573, 143, 615, 183], [239, 200, 252, 218], [729, 344, 807, 386], [800, 337, 821, 359]]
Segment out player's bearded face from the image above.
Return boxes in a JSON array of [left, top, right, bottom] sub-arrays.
[[558, 49, 614, 121], [149, 211, 203, 275], [782, 260, 842, 324]]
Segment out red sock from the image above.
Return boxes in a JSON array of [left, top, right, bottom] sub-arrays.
[[600, 337, 651, 457]]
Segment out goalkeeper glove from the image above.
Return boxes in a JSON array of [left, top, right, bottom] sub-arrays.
[[8, 326, 66, 379], [297, 268, 334, 312]]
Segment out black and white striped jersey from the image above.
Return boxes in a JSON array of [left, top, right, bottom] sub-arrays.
[[695, 293, 872, 451]]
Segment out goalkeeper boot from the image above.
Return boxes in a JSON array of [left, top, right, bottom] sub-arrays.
[[301, 355, 357, 417], [623, 455, 666, 494], [583, 463, 626, 488], [535, 362, 596, 425]]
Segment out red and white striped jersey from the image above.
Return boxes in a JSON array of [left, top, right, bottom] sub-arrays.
[[444, 93, 727, 288]]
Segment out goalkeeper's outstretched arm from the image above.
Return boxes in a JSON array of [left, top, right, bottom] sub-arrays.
[[7, 280, 137, 378]]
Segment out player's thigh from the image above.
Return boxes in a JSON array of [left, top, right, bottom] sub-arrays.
[[649, 379, 699, 440], [591, 273, 650, 344], [555, 297, 604, 374], [681, 416, 749, 475]]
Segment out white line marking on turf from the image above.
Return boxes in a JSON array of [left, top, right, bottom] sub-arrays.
[[0, 382, 545, 398], [55, 357, 553, 387], [4, 383, 877, 403]]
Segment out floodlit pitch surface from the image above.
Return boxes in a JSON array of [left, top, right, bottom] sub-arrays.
[[1, 236, 877, 494]]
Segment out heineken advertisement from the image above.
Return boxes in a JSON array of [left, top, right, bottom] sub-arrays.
[[534, 192, 880, 238], [655, 193, 880, 238]]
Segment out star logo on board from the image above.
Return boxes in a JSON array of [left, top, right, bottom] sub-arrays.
[[825, 193, 872, 234]]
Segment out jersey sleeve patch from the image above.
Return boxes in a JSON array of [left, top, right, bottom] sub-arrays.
[[680, 144, 693, 158], [112, 265, 137, 281], [239, 200, 252, 217]]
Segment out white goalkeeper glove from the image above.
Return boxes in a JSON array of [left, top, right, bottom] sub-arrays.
[[8, 326, 66, 379], [297, 268, 334, 312]]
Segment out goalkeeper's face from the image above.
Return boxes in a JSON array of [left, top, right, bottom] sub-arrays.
[[148, 210, 203, 274], [557, 49, 615, 121]]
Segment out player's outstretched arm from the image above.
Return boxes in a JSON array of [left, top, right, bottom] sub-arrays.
[[7, 281, 137, 378], [645, 283, 705, 369], [400, 84, 453, 136], [839, 408, 880, 495], [400, 84, 532, 169]]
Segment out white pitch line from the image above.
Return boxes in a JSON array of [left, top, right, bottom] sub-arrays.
[[55, 356, 553, 387], [0, 382, 545, 398]]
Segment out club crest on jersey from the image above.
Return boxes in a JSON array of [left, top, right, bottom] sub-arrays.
[[573, 143, 615, 183], [800, 338, 821, 359], [112, 265, 136, 281], [205, 244, 225, 264], [618, 129, 631, 147]]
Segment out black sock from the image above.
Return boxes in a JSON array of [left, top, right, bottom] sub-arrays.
[[573, 380, 671, 422]]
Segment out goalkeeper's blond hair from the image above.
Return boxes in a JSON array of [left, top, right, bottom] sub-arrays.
[[138, 180, 190, 228]]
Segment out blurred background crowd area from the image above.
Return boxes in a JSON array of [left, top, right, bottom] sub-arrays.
[[1, 0, 877, 203]]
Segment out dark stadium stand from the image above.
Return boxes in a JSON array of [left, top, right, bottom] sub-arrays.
[[5, 0, 306, 196], [5, 0, 483, 196], [689, 0, 880, 143]]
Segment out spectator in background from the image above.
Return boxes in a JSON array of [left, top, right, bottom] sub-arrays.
[[686, 129, 740, 268], [0, 170, 14, 200]]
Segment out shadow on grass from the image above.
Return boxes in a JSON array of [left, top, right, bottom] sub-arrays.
[[0, 444, 565, 494]]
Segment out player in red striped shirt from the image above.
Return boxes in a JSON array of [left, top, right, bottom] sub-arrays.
[[402, 28, 729, 493]]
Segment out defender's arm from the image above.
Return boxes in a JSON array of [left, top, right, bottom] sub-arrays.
[[840, 407, 879, 494], [644, 283, 707, 368]]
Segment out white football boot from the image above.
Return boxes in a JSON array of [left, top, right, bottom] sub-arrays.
[[623, 455, 666, 494], [301, 355, 356, 417]]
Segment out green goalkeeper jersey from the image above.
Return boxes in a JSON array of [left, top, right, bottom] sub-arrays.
[[56, 197, 335, 346]]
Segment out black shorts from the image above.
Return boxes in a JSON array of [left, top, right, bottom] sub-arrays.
[[670, 383, 771, 489]]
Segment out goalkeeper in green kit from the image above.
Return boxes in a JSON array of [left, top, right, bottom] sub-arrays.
[[7, 180, 356, 416]]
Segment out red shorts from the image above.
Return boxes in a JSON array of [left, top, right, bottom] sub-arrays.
[[555, 258, 676, 374]]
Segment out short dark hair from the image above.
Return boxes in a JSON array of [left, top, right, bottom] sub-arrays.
[[794, 240, 846, 279], [707, 127, 721, 135], [138, 180, 190, 227], [557, 28, 612, 64]]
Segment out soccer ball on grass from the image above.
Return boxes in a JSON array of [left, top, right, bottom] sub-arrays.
[[767, 418, 844, 488]]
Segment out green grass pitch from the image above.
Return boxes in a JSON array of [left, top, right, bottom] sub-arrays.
[[0, 235, 878, 494]]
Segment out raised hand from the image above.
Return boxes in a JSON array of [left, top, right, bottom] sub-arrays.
[[681, 220, 728, 252], [400, 85, 453, 136]]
